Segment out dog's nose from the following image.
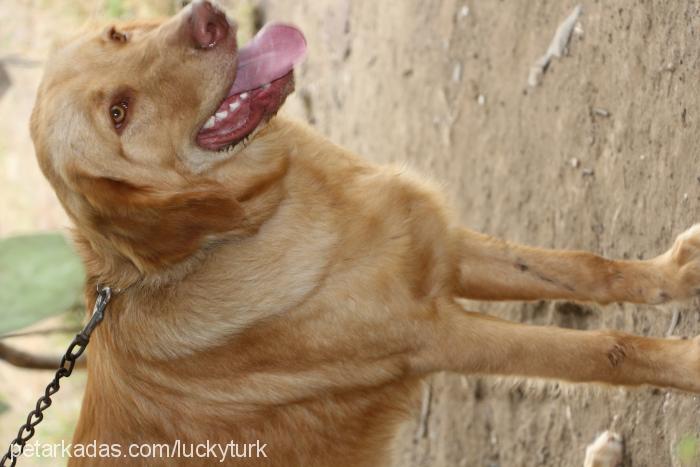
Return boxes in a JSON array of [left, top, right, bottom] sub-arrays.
[[189, 0, 230, 49]]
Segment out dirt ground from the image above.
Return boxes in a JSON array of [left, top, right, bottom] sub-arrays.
[[266, 1, 700, 466], [2, 0, 700, 466]]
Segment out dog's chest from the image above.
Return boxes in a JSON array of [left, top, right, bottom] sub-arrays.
[[125, 215, 339, 358]]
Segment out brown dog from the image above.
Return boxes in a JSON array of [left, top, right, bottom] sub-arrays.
[[28, 1, 700, 466]]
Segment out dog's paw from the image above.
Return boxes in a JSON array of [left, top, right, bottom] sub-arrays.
[[584, 431, 624, 467], [664, 224, 700, 300]]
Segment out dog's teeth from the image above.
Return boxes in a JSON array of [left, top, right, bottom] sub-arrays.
[[229, 101, 241, 112], [240, 92, 249, 100], [262, 83, 271, 90], [215, 111, 228, 119], [203, 116, 216, 129]]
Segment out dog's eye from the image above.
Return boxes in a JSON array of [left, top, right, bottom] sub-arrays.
[[110, 102, 128, 128], [109, 27, 128, 43]]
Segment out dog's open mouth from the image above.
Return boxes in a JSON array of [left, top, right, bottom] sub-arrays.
[[196, 23, 307, 151]]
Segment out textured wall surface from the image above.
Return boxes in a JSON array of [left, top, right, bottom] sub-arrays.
[[261, 1, 700, 465]]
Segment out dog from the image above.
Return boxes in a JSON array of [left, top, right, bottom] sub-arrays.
[[27, 1, 699, 465]]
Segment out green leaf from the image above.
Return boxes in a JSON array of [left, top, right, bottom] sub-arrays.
[[678, 435, 700, 466], [0, 393, 8, 415], [0, 233, 85, 335], [107, 0, 126, 18]]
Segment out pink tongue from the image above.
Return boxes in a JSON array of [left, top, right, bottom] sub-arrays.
[[229, 23, 307, 96]]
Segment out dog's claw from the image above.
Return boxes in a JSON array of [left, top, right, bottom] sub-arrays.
[[662, 224, 700, 301]]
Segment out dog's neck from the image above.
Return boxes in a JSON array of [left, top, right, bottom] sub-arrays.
[[70, 117, 358, 359], [72, 117, 368, 362], [71, 118, 301, 294]]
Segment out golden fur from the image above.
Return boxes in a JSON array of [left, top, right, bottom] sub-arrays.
[[29, 5, 700, 466]]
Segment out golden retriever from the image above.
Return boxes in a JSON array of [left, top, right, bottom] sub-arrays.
[[27, 1, 698, 466]]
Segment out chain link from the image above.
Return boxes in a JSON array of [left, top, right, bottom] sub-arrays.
[[0, 286, 112, 467]]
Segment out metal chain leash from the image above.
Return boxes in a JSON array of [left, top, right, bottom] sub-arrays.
[[0, 286, 113, 467]]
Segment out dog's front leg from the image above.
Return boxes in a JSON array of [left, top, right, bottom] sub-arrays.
[[453, 225, 700, 304], [412, 300, 700, 393]]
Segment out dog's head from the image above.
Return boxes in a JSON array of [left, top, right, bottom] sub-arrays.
[[30, 1, 306, 273]]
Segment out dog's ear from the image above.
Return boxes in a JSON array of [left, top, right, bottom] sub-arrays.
[[75, 175, 244, 271]]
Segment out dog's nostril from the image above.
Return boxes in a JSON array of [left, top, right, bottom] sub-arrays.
[[190, 0, 229, 49]]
